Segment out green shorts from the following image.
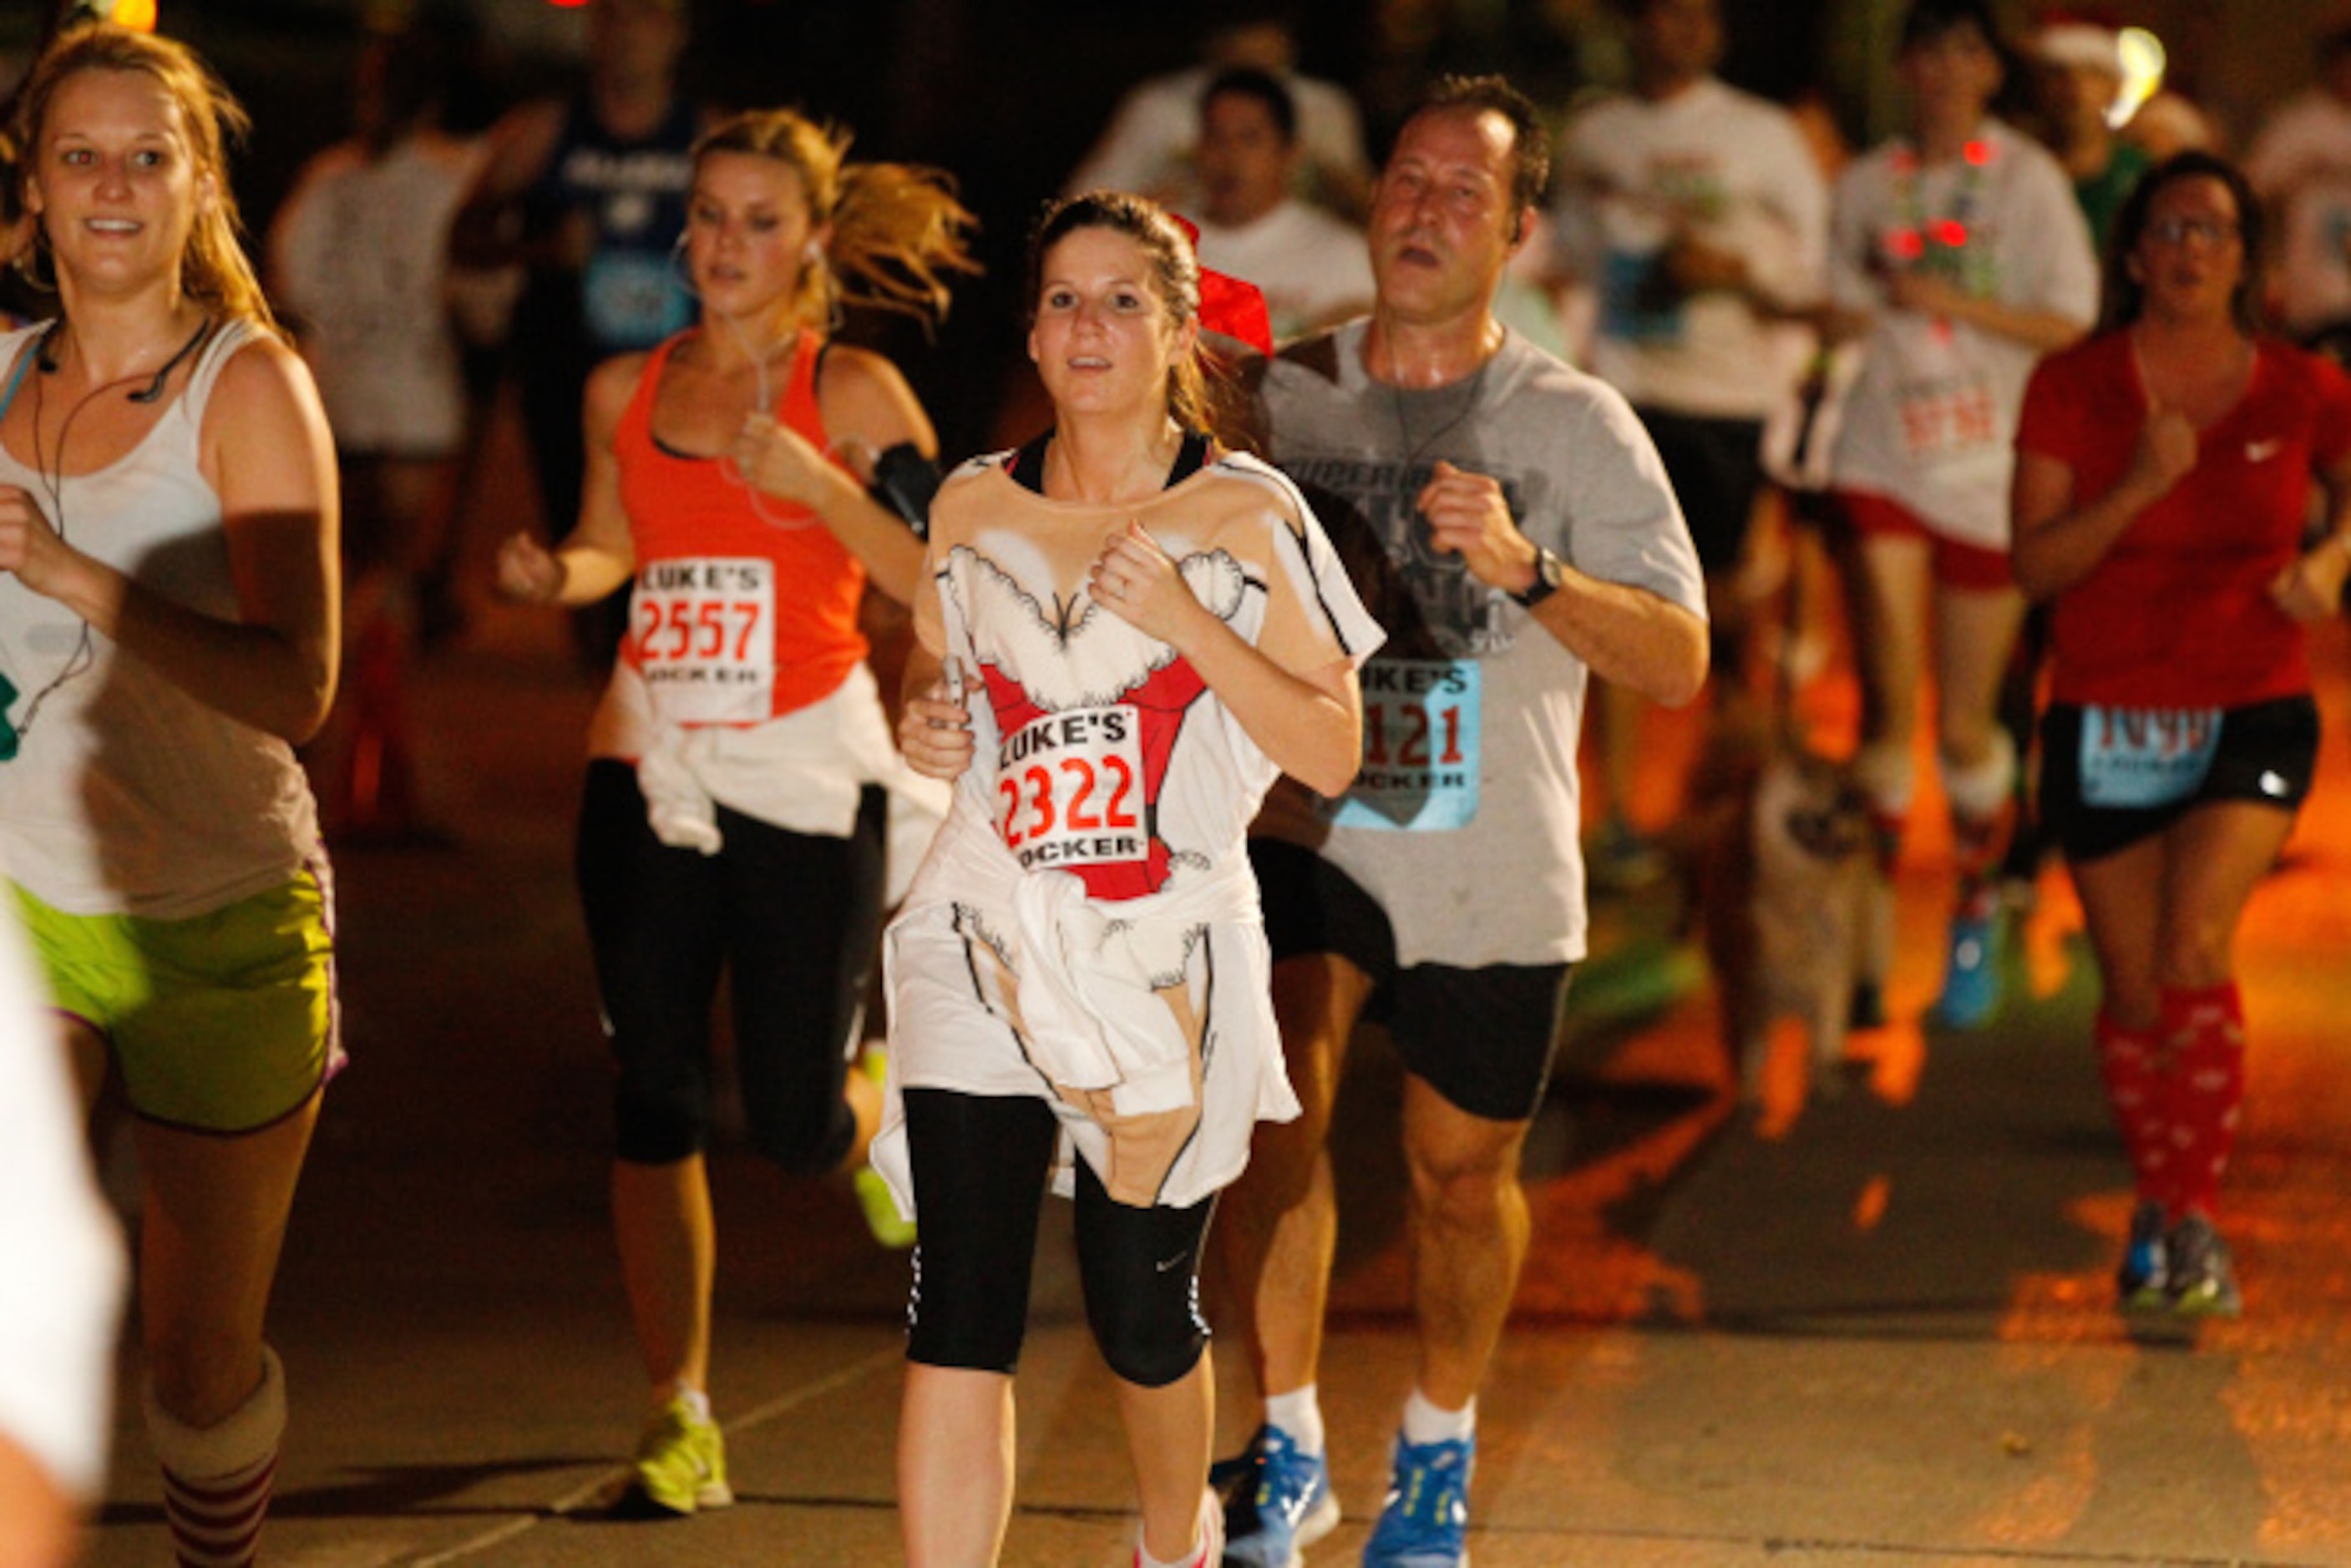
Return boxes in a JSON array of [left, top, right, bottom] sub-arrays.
[[12, 871, 337, 1133]]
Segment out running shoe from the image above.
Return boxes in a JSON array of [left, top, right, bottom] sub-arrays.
[[630, 1395, 732, 1516], [1214, 1424, 1340, 1568], [854, 1046, 916, 1250], [1930, 900, 2007, 1029], [2165, 1214, 2242, 1319], [2115, 1200, 2169, 1312], [1361, 1432, 1474, 1568]]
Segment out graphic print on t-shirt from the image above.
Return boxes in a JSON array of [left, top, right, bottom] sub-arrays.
[[948, 544, 1247, 902]]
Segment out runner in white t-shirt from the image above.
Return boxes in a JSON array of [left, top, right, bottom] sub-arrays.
[[2243, 23, 2351, 345], [884, 190, 1376, 1568], [1555, 0, 1828, 884], [1824, 0, 2097, 1029]]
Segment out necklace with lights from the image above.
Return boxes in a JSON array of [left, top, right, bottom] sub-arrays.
[[1883, 135, 1994, 271]]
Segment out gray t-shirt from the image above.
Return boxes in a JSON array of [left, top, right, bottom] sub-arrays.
[[1255, 320, 1705, 966]]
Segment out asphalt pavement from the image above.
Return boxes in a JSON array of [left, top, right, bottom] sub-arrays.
[[68, 457, 2351, 1565]]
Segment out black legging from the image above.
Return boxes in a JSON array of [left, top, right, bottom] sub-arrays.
[[575, 758, 885, 1171], [902, 1087, 1214, 1388]]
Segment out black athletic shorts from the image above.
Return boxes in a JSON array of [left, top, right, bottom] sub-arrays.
[[1633, 406, 1768, 577], [1249, 838, 1573, 1122], [2039, 694, 2318, 864]]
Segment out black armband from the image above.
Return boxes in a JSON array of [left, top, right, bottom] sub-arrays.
[[870, 443, 945, 539]]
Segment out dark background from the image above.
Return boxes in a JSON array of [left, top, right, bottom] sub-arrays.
[[0, 0, 2326, 463]]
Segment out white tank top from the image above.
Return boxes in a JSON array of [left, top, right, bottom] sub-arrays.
[[0, 320, 322, 918]]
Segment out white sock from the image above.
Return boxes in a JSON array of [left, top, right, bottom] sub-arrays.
[[656, 1383, 712, 1424], [1264, 1385, 1325, 1456], [1135, 1492, 1216, 1568], [1401, 1388, 1475, 1446]]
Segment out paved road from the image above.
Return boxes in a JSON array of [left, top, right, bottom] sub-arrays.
[[73, 560, 2351, 1565]]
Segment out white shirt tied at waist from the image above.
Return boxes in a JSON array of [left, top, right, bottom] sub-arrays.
[[628, 662, 950, 899], [873, 802, 1295, 1213]]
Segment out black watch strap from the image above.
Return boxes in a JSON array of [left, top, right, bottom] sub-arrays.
[[1510, 547, 1562, 609]]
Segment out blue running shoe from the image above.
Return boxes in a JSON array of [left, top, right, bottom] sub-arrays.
[[1361, 1433, 1473, 1568], [1931, 903, 2006, 1029], [2116, 1201, 2169, 1312], [1214, 1424, 1339, 1568]]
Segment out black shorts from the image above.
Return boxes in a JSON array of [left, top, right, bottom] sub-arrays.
[[1633, 407, 1767, 577], [1249, 838, 1573, 1122], [2039, 695, 2318, 864]]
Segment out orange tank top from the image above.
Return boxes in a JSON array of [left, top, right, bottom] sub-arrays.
[[616, 329, 867, 724]]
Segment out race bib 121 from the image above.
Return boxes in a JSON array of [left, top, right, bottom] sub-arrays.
[[1330, 657, 1481, 831]]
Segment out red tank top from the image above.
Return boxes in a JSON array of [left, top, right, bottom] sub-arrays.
[[616, 329, 867, 723]]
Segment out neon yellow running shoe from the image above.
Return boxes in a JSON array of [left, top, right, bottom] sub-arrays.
[[631, 1396, 732, 1516], [854, 1046, 916, 1250]]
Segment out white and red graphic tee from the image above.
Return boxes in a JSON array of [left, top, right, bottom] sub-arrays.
[[875, 441, 1381, 1212]]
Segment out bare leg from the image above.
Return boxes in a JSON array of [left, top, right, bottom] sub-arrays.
[[1117, 1349, 1214, 1561], [134, 1093, 319, 1427], [1399, 1077, 1533, 1411], [611, 1156, 714, 1399], [1851, 532, 1930, 766], [1930, 583, 2029, 771], [899, 1363, 1016, 1568], [2157, 802, 2296, 989], [1211, 953, 1373, 1399]]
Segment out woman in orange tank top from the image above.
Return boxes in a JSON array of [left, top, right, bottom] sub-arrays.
[[494, 107, 975, 1518]]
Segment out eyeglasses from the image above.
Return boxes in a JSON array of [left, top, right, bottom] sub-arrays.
[[2145, 215, 2240, 248]]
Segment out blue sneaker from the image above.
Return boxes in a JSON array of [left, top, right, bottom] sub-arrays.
[[1361, 1433, 1473, 1568], [2116, 1201, 2169, 1312], [1214, 1424, 1339, 1567], [1931, 902, 2006, 1029]]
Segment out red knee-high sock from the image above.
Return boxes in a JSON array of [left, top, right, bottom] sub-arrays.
[[2159, 982, 2246, 1221], [2093, 1012, 2169, 1206]]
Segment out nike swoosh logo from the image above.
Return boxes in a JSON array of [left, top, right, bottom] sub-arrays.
[[2247, 439, 2283, 463], [1155, 1251, 1192, 1273]]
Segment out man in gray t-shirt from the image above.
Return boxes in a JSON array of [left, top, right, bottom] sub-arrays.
[[1214, 76, 1708, 1568]]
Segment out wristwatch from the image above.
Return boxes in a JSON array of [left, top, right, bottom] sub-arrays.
[[1510, 546, 1563, 609]]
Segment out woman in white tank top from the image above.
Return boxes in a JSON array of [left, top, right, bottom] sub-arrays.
[[0, 25, 339, 1567]]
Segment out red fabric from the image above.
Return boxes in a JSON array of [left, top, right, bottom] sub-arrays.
[[615, 330, 868, 721], [2093, 1012, 2169, 1206], [1169, 214, 1274, 356], [1834, 490, 2015, 590], [2157, 981, 2246, 1219], [2017, 332, 2351, 708], [977, 655, 1208, 903]]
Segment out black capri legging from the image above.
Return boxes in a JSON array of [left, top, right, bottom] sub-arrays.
[[575, 758, 886, 1170], [902, 1087, 1214, 1389]]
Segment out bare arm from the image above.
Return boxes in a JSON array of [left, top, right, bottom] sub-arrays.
[[495, 355, 641, 607], [2270, 453, 2351, 623], [2010, 408, 2195, 603], [1091, 521, 1363, 797], [732, 345, 930, 604], [0, 1436, 75, 1568], [0, 337, 341, 742], [448, 100, 565, 271], [1417, 459, 1709, 708], [1878, 269, 2089, 355]]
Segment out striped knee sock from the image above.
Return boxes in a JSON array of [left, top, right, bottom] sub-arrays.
[[147, 1348, 285, 1568]]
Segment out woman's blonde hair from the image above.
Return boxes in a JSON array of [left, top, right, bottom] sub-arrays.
[[691, 108, 979, 332], [10, 23, 277, 332]]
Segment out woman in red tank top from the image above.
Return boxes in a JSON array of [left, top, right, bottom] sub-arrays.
[[494, 108, 975, 1517]]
